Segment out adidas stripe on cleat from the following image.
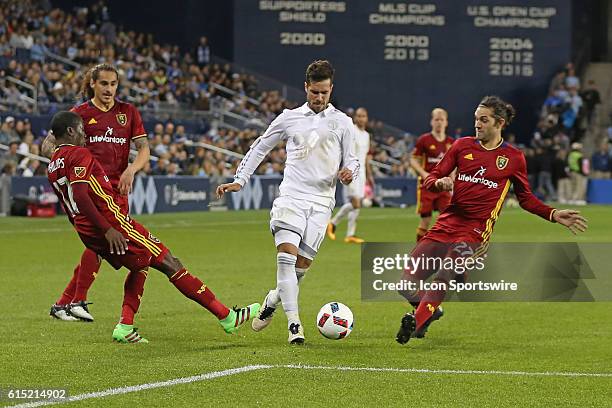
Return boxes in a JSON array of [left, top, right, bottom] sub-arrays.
[[252, 290, 279, 332], [112, 324, 149, 344], [220, 303, 261, 334]]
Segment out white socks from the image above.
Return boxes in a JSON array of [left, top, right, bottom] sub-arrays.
[[347, 208, 360, 237], [267, 266, 308, 308], [330, 202, 353, 225], [277, 252, 299, 316]]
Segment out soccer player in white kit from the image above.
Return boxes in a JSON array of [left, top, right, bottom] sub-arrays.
[[216, 60, 359, 344], [327, 107, 373, 243]]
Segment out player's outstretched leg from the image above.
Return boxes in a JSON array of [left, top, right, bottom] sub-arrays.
[[157, 252, 260, 334]]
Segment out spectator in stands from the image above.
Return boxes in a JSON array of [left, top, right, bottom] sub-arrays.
[[0, 139, 20, 169], [565, 64, 580, 90], [535, 140, 556, 201], [194, 36, 210, 67], [0, 116, 18, 143], [591, 141, 611, 179], [580, 80, 601, 125], [567, 142, 588, 205], [523, 147, 538, 190], [21, 159, 39, 177], [553, 149, 571, 204]]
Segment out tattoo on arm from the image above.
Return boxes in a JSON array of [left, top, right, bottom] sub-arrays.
[[133, 137, 149, 150]]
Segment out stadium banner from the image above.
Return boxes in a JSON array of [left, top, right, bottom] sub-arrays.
[[587, 179, 612, 204], [10, 176, 210, 215], [234, 0, 571, 140], [361, 242, 612, 301], [128, 177, 210, 214], [225, 176, 417, 210]]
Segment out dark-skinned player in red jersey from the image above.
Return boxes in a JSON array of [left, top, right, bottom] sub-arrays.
[[43, 64, 150, 322], [396, 96, 588, 344], [47, 111, 260, 343], [409, 108, 454, 242]]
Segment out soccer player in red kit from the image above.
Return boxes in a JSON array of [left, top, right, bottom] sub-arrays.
[[396, 96, 587, 344], [410, 108, 454, 241], [43, 64, 150, 322], [47, 111, 260, 342]]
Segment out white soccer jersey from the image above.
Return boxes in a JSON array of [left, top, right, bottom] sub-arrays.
[[234, 103, 360, 208]]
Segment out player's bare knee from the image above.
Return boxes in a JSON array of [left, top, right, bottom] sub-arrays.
[[296, 255, 312, 269], [351, 197, 361, 209], [277, 242, 298, 256], [157, 252, 183, 277]]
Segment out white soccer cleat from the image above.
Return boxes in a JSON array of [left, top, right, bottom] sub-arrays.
[[251, 290, 278, 332], [49, 304, 79, 321], [68, 301, 94, 322], [288, 321, 305, 345]]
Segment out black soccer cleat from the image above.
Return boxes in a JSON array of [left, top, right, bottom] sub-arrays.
[[395, 313, 416, 345], [414, 306, 444, 339]]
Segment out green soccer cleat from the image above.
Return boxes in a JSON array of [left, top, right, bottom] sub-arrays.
[[112, 323, 149, 344], [220, 303, 261, 334]]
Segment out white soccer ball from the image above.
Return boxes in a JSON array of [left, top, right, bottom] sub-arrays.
[[316, 302, 354, 340]]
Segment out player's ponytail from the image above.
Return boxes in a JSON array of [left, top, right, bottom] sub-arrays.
[[79, 63, 119, 100], [478, 95, 515, 129]]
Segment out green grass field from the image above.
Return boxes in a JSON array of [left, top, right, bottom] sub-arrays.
[[1, 206, 611, 407]]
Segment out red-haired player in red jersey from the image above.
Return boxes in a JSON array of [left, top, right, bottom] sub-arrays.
[[43, 64, 150, 322], [410, 108, 454, 241], [396, 96, 587, 344], [47, 111, 260, 342]]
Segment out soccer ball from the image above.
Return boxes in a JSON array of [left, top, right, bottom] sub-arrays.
[[316, 302, 353, 340]]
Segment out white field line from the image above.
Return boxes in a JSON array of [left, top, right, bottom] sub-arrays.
[[5, 365, 272, 408], [280, 364, 612, 378], [5, 364, 612, 407], [0, 213, 402, 235]]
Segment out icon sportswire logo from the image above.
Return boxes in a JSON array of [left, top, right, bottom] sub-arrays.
[[457, 166, 498, 189]]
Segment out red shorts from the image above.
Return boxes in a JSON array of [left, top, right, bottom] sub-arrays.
[[416, 187, 451, 216], [110, 182, 129, 214], [424, 212, 485, 243], [79, 218, 168, 272]]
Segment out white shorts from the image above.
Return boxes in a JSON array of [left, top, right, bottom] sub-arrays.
[[270, 196, 332, 260], [344, 179, 365, 200]]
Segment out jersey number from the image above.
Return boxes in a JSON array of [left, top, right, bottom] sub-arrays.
[[53, 176, 79, 217]]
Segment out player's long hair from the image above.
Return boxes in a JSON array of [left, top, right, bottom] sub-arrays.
[[478, 96, 516, 129], [80, 63, 119, 100]]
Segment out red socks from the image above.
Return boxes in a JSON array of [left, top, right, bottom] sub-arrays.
[[414, 281, 445, 330], [169, 269, 229, 319], [120, 269, 148, 325], [56, 264, 79, 305], [72, 249, 101, 303], [56, 249, 101, 305]]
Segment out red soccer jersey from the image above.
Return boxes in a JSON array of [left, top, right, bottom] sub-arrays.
[[71, 99, 146, 183], [423, 137, 555, 241], [48, 144, 123, 238], [412, 133, 454, 173]]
